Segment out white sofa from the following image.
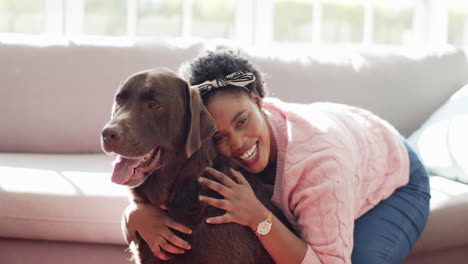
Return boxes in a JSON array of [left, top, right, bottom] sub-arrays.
[[1, 37, 468, 264]]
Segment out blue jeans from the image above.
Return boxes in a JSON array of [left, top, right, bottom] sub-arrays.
[[351, 141, 431, 264]]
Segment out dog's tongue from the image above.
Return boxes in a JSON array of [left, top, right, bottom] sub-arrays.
[[111, 156, 140, 185]]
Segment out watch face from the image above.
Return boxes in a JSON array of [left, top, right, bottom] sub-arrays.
[[257, 221, 272, 235]]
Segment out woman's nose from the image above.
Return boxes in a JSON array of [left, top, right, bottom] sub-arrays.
[[229, 134, 244, 152]]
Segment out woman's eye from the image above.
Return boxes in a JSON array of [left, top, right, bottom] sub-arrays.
[[148, 103, 160, 109], [213, 135, 224, 144], [237, 117, 247, 127], [115, 97, 122, 105]]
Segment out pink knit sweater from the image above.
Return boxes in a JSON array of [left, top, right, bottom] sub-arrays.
[[263, 98, 410, 264]]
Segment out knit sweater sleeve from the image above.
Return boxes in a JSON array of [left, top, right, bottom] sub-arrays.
[[289, 150, 355, 264]]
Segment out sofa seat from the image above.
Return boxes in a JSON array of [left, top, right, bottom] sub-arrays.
[[0, 153, 129, 245], [1, 152, 468, 260], [410, 176, 468, 254]]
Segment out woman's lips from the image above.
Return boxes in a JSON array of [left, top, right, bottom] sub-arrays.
[[239, 142, 258, 161], [237, 142, 260, 167]]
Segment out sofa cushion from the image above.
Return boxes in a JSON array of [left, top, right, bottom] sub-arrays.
[[0, 153, 128, 245], [244, 46, 468, 137], [412, 176, 468, 253], [2, 41, 468, 153], [408, 84, 468, 184]]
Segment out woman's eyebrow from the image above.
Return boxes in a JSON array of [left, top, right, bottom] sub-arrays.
[[231, 110, 246, 124]]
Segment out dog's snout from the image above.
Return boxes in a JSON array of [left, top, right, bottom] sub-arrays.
[[102, 125, 123, 151]]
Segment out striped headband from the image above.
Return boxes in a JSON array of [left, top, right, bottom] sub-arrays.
[[192, 71, 256, 95]]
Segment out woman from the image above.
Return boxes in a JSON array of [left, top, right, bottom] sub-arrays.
[[123, 50, 430, 263]]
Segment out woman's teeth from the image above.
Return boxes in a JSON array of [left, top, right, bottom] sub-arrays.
[[239, 143, 257, 161]]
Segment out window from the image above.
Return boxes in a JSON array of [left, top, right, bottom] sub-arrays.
[[0, 0, 47, 34], [192, 0, 235, 39], [83, 0, 127, 36], [1, 0, 467, 49], [373, 1, 414, 45], [448, 0, 468, 47], [273, 0, 313, 43], [322, 0, 364, 44], [137, 0, 182, 37]]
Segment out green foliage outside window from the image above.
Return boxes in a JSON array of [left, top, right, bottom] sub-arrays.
[[192, 0, 235, 39], [0, 0, 45, 34], [373, 3, 413, 45], [84, 0, 127, 36], [448, 5, 468, 47], [273, 0, 313, 43], [321, 0, 364, 44], [137, 0, 182, 36]]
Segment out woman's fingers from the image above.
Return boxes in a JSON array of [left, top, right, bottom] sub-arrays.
[[205, 213, 232, 224], [158, 236, 187, 254], [161, 228, 192, 250], [146, 227, 190, 259], [205, 167, 236, 188], [229, 168, 249, 185], [164, 218, 192, 235], [199, 177, 232, 198], [150, 239, 173, 261], [199, 195, 230, 210]]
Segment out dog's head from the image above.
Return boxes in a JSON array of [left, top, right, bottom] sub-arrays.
[[101, 68, 216, 187]]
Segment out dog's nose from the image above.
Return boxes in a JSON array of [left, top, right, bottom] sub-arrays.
[[102, 125, 123, 147]]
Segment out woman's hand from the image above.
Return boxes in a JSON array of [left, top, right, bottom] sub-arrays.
[[122, 202, 192, 260], [198, 168, 268, 231]]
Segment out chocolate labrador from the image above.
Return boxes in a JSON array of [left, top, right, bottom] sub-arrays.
[[101, 68, 292, 264]]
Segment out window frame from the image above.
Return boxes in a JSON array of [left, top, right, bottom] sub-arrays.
[[0, 0, 467, 49]]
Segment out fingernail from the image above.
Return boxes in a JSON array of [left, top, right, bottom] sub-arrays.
[[198, 177, 203, 183], [198, 195, 204, 201], [206, 219, 211, 224]]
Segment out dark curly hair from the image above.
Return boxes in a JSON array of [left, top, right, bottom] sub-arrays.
[[179, 50, 267, 101]]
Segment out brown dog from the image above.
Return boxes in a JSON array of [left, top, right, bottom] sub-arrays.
[[101, 68, 291, 264]]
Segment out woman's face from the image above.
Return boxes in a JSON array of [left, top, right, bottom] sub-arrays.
[[205, 90, 274, 174]]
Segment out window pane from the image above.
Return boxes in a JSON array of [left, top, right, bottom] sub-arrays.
[[373, 1, 414, 45], [137, 0, 182, 37], [83, 0, 127, 36], [273, 0, 313, 43], [322, 0, 364, 44], [0, 0, 46, 34], [192, 0, 235, 39], [448, 1, 468, 47]]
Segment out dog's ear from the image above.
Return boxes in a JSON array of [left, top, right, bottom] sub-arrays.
[[185, 85, 216, 158]]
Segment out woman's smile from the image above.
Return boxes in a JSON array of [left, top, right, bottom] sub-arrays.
[[238, 141, 258, 161], [236, 141, 261, 168]]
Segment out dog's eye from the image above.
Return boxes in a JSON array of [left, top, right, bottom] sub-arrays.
[[148, 103, 160, 109]]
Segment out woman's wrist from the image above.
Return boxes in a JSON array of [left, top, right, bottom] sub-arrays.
[[248, 203, 270, 231]]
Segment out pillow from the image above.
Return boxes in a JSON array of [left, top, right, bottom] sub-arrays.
[[408, 84, 468, 184]]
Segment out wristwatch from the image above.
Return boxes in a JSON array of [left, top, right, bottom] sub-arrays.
[[255, 210, 273, 236]]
